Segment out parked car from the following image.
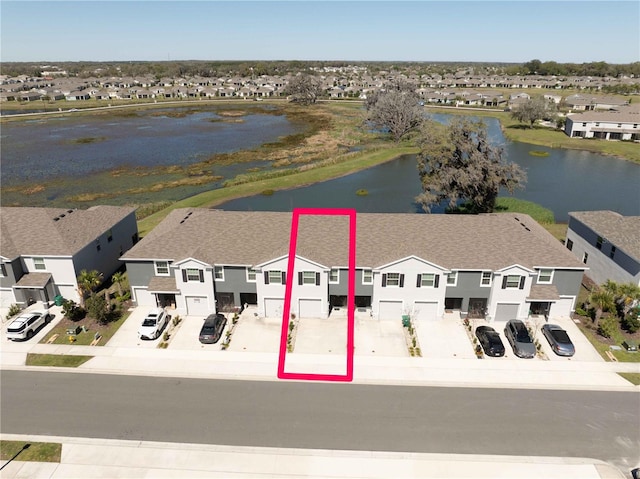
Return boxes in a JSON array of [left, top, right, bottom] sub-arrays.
[[541, 324, 575, 357], [138, 308, 169, 340], [199, 313, 227, 344], [475, 325, 505, 357], [6, 310, 51, 341], [504, 320, 536, 358]]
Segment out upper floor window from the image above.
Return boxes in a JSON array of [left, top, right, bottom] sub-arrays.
[[107, 229, 113, 243], [155, 261, 169, 276], [502, 275, 524, 289], [96, 239, 101, 252], [596, 236, 603, 250], [214, 266, 224, 281], [566, 239, 573, 251], [246, 267, 257, 282], [362, 269, 373, 285], [382, 272, 403, 287], [537, 269, 553, 284], [184, 268, 203, 282], [0, 263, 6, 277], [417, 273, 439, 288], [610, 246, 616, 259], [33, 258, 46, 270], [446, 271, 458, 286], [299, 271, 320, 286], [583, 252, 589, 264], [265, 270, 286, 285], [481, 271, 492, 287], [329, 268, 339, 284]]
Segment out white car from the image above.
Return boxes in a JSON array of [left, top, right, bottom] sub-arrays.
[[6, 310, 52, 341], [138, 308, 169, 340]]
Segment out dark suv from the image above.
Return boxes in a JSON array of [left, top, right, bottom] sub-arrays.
[[199, 313, 227, 344], [504, 320, 536, 358]]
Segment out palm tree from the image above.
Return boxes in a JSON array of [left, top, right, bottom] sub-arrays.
[[111, 271, 126, 298], [587, 287, 616, 326], [77, 269, 103, 307]]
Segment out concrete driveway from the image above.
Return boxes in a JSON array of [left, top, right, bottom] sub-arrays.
[[228, 310, 283, 353], [106, 307, 168, 349], [1, 304, 64, 360], [168, 314, 231, 351], [415, 318, 476, 359]]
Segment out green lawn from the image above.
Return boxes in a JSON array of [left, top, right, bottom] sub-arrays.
[[618, 373, 640, 386], [0, 440, 62, 463], [42, 309, 130, 346], [574, 318, 640, 362], [26, 353, 93, 367]]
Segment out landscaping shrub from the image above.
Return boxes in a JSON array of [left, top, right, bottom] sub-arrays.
[[62, 300, 85, 322], [7, 303, 21, 319], [85, 295, 109, 324], [597, 316, 618, 339], [621, 314, 640, 333]]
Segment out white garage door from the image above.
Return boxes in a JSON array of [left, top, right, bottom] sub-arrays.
[[549, 297, 574, 318], [495, 303, 520, 321], [299, 298, 322, 318], [0, 289, 15, 308], [132, 287, 155, 307], [378, 300, 403, 320], [264, 298, 284, 318], [413, 301, 438, 321], [186, 296, 210, 316]]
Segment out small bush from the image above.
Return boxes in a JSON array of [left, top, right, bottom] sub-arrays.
[[7, 304, 21, 319], [85, 295, 108, 324], [172, 315, 182, 326], [62, 300, 85, 322], [289, 321, 295, 332], [163, 331, 170, 341], [574, 307, 588, 317], [597, 316, 618, 339], [621, 314, 640, 333]]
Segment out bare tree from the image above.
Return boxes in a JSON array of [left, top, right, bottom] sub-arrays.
[[284, 74, 323, 105], [416, 118, 526, 213], [365, 82, 424, 142]]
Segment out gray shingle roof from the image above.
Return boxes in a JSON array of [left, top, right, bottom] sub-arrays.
[[122, 209, 585, 271], [0, 205, 135, 259], [569, 211, 640, 260]]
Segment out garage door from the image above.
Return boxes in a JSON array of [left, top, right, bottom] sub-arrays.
[[549, 297, 574, 318], [0, 289, 15, 308], [412, 301, 438, 321], [495, 303, 520, 321], [264, 298, 284, 318], [299, 298, 322, 318], [132, 287, 155, 307], [186, 296, 210, 316], [378, 300, 403, 320]]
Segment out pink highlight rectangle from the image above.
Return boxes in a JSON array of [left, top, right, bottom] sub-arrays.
[[277, 208, 356, 382]]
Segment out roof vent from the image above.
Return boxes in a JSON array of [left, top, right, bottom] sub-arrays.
[[67, 209, 74, 213], [53, 217, 59, 221]]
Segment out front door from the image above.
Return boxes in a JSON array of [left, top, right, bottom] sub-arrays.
[[468, 298, 488, 319]]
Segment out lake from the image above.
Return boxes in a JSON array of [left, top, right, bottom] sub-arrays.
[[218, 116, 640, 222]]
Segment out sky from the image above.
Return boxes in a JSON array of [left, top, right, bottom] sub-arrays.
[[1, 1, 638, 64]]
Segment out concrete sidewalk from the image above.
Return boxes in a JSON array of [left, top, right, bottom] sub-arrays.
[[0, 434, 629, 479]]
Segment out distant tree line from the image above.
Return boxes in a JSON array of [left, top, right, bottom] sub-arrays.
[[522, 59, 640, 78]]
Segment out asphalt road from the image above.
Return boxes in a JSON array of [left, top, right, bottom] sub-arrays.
[[2, 371, 639, 469]]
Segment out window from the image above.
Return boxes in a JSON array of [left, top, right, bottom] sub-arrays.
[[0, 263, 6, 277], [33, 258, 45, 270], [537, 269, 553, 284], [107, 229, 113, 243], [481, 272, 492, 287], [362, 269, 373, 285], [299, 271, 320, 285], [184, 268, 202, 282], [417, 273, 437, 288], [583, 252, 589, 264], [384, 272, 401, 287], [246, 268, 257, 282], [595, 122, 600, 127], [265, 270, 285, 285], [566, 239, 573, 251], [214, 266, 224, 281], [596, 236, 603, 250], [329, 268, 339, 284], [610, 246, 616, 259], [447, 271, 457, 286], [582, 122, 587, 127], [503, 275, 523, 289], [154, 261, 169, 276]]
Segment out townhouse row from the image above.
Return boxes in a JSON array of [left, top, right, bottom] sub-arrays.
[[121, 209, 587, 322]]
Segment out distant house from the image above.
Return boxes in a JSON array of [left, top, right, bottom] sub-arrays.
[[0, 206, 138, 307], [565, 211, 640, 286], [66, 90, 90, 101], [564, 104, 640, 140], [564, 94, 629, 111]]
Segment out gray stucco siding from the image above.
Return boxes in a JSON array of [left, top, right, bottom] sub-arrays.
[[0, 258, 22, 288], [552, 269, 584, 297], [328, 269, 373, 297], [444, 271, 490, 311], [214, 266, 256, 305]]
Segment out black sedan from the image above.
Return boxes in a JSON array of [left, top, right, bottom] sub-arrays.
[[475, 325, 505, 357], [541, 323, 575, 357], [199, 313, 227, 344]]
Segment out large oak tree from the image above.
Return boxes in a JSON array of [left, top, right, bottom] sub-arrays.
[[510, 96, 554, 128], [365, 81, 424, 142], [284, 73, 324, 105], [416, 118, 526, 213]]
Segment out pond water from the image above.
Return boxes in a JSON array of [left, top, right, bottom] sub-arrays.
[[218, 115, 640, 222], [1, 106, 304, 207]]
